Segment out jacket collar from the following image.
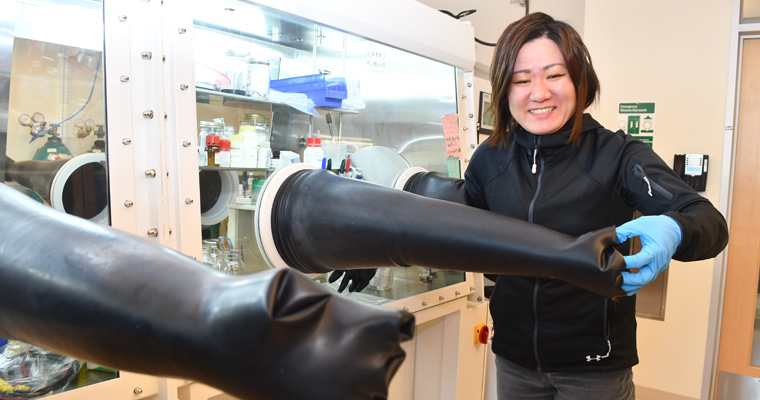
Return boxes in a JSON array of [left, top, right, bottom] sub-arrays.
[[512, 114, 602, 152]]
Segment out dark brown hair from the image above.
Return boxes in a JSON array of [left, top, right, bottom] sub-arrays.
[[486, 12, 599, 147]]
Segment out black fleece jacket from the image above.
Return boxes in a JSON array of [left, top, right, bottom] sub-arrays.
[[464, 114, 728, 372]]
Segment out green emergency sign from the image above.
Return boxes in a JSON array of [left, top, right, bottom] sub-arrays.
[[618, 102, 656, 148]]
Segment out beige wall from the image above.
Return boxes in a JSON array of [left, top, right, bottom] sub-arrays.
[[583, 1, 732, 396]]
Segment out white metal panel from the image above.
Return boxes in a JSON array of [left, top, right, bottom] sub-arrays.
[[455, 301, 489, 400], [104, 0, 166, 241], [249, 0, 476, 70], [391, 298, 489, 400], [161, 0, 203, 258], [42, 372, 160, 400], [458, 69, 478, 165], [105, 0, 201, 257]]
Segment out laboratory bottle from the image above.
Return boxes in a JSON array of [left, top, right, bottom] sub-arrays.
[[217, 139, 232, 168], [199, 121, 222, 167], [229, 133, 244, 167], [206, 135, 221, 167], [257, 141, 272, 169], [303, 137, 324, 168], [240, 114, 267, 167]]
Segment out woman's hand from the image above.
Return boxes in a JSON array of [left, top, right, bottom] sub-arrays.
[[616, 215, 682, 296]]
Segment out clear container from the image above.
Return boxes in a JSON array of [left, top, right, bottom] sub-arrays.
[[199, 121, 223, 166], [215, 249, 246, 275], [369, 267, 394, 291], [223, 50, 247, 95], [202, 239, 219, 266], [240, 114, 269, 140], [240, 114, 270, 168], [246, 58, 270, 98]]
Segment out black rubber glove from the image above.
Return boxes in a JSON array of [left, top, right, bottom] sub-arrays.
[[329, 269, 377, 293], [0, 183, 414, 400], [266, 169, 626, 300]]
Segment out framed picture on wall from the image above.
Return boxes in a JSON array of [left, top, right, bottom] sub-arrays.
[[478, 91, 494, 141]]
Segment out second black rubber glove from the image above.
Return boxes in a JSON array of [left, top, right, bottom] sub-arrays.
[[329, 269, 377, 293]]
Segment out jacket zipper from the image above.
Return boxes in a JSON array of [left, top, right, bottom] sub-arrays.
[[586, 299, 613, 362], [528, 137, 543, 371], [632, 164, 673, 199]]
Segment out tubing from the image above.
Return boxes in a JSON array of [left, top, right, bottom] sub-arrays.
[[257, 167, 626, 300], [0, 182, 414, 400]]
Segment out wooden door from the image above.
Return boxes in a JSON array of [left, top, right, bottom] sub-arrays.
[[715, 36, 760, 398]]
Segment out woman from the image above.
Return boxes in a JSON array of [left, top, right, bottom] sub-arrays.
[[465, 12, 728, 399]]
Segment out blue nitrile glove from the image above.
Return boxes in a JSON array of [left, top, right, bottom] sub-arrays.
[[328, 269, 377, 293], [616, 215, 682, 296]]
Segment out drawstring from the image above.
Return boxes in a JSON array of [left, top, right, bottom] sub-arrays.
[[586, 340, 612, 362], [531, 136, 541, 174]]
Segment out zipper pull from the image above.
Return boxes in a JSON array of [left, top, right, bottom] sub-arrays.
[[642, 175, 653, 197], [633, 164, 654, 197], [532, 148, 538, 174]]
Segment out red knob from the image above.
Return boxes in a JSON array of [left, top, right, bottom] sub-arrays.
[[474, 323, 489, 344]]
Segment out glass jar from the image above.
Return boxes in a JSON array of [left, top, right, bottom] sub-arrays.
[[199, 120, 215, 145], [240, 114, 270, 168], [226, 249, 246, 275], [240, 114, 269, 138], [246, 58, 270, 98], [223, 50, 247, 95], [215, 249, 246, 275], [200, 121, 223, 147], [202, 239, 219, 266]]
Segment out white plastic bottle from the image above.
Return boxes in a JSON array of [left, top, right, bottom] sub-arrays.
[[217, 139, 232, 168], [257, 141, 272, 168], [302, 135, 324, 168]]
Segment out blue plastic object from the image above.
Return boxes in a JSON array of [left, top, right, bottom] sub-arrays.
[[270, 73, 347, 108], [0, 337, 7, 348]]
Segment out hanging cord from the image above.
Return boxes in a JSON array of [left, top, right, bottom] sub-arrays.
[[438, 9, 496, 47], [30, 51, 103, 143], [439, 1, 530, 47]]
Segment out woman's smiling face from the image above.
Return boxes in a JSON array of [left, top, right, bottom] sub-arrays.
[[508, 37, 577, 136]]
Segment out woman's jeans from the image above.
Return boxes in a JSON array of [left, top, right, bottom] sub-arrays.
[[495, 355, 635, 400]]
